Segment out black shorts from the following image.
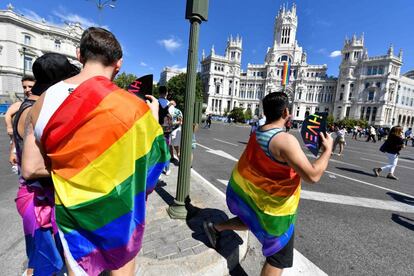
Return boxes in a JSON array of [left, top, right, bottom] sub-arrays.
[[265, 232, 294, 269]]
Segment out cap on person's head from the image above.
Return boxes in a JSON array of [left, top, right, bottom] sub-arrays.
[[31, 53, 80, 96]]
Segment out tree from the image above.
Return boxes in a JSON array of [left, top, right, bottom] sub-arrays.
[[229, 107, 246, 123], [166, 73, 204, 112], [244, 108, 253, 121], [113, 72, 137, 89]]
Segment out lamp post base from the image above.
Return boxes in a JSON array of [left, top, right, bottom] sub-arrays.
[[167, 200, 188, 219]]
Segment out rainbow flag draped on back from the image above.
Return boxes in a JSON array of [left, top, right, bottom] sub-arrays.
[[281, 61, 290, 86], [226, 132, 301, 257], [40, 76, 169, 275]]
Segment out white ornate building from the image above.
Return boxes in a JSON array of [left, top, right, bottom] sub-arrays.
[[0, 4, 82, 102], [159, 66, 185, 86], [201, 4, 337, 121], [200, 4, 414, 129]]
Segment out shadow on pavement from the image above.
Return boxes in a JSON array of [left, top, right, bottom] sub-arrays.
[[184, 199, 246, 275], [400, 156, 414, 161], [336, 167, 375, 177], [386, 192, 414, 206], [391, 214, 414, 231], [238, 141, 248, 145], [154, 180, 175, 206]]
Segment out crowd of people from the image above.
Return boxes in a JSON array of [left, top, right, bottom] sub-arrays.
[[2, 26, 412, 276]]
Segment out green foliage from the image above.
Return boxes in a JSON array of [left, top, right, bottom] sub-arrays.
[[327, 115, 335, 126], [244, 108, 253, 121], [229, 107, 246, 123], [335, 117, 368, 129], [113, 72, 137, 89], [166, 73, 204, 112]]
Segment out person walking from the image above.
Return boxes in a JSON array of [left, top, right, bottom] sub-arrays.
[[13, 53, 79, 276], [366, 126, 377, 143], [22, 27, 169, 276], [404, 128, 412, 146], [373, 126, 404, 180], [333, 125, 347, 156], [203, 92, 333, 276]]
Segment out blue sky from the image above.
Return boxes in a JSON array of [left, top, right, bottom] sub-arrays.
[[7, 0, 414, 81]]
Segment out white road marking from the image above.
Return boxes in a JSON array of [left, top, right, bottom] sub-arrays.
[[325, 170, 414, 199], [215, 178, 414, 213], [328, 174, 337, 179], [301, 190, 414, 213], [360, 157, 414, 171], [213, 138, 239, 147], [190, 169, 327, 276], [306, 153, 361, 168], [346, 148, 414, 164], [197, 143, 239, 162]]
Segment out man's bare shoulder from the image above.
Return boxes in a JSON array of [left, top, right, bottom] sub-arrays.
[[30, 94, 46, 126]]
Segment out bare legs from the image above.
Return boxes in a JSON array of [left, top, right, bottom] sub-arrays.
[[261, 263, 283, 276]]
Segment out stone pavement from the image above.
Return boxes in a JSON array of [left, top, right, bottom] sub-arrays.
[[136, 163, 248, 275]]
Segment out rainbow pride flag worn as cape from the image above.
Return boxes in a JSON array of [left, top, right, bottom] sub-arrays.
[[41, 76, 169, 275], [226, 132, 301, 257]]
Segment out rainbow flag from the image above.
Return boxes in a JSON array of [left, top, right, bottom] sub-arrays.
[[41, 76, 169, 275], [226, 132, 301, 256], [281, 61, 290, 86]]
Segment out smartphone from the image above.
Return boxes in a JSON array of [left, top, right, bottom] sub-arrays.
[[127, 74, 153, 100]]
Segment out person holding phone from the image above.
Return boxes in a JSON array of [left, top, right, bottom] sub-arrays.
[[204, 92, 333, 276]]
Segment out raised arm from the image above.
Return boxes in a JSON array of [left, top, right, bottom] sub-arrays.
[[274, 133, 333, 184]]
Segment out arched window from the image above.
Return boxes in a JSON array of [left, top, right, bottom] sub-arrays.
[[277, 55, 292, 63], [398, 114, 402, 124], [402, 115, 406, 125]]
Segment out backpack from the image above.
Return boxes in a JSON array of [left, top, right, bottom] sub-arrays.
[[159, 105, 174, 134]]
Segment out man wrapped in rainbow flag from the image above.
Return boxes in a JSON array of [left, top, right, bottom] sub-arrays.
[[22, 27, 169, 276], [204, 92, 333, 276]]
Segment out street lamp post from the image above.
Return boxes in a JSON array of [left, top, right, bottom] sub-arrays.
[[87, 0, 116, 25], [168, 0, 209, 219]]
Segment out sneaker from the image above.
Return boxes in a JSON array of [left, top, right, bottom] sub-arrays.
[[386, 174, 398, 180], [373, 168, 381, 177], [203, 221, 218, 248]]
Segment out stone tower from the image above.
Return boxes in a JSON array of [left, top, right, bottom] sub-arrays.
[[273, 3, 297, 48], [225, 35, 242, 64], [334, 34, 365, 119]]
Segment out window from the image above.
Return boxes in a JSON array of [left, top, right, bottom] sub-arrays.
[[360, 107, 365, 120], [215, 85, 220, 94], [376, 82, 381, 88], [231, 52, 235, 60], [372, 67, 377, 75], [365, 107, 371, 121], [339, 93, 343, 101], [24, 35, 31, 45], [372, 107, 377, 122], [325, 108, 329, 112], [344, 53, 350, 60], [378, 66, 384, 74], [341, 84, 345, 91], [55, 39, 61, 50], [365, 83, 370, 89], [348, 93, 352, 100], [346, 106, 351, 117], [24, 56, 33, 71], [367, 66, 372, 75], [368, 91, 375, 101]]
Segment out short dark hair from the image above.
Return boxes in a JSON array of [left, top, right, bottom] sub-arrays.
[[159, 86, 167, 96], [262, 92, 289, 122], [22, 76, 35, 82], [79, 27, 122, 66]]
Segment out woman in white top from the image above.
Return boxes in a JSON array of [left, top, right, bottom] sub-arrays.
[[333, 125, 347, 156]]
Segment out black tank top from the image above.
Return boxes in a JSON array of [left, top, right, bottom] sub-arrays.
[[12, 99, 36, 162]]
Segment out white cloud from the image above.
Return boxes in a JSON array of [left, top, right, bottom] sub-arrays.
[[158, 37, 182, 53], [22, 9, 43, 22], [329, 50, 342, 58], [53, 8, 97, 28], [170, 64, 186, 73], [140, 61, 148, 67]]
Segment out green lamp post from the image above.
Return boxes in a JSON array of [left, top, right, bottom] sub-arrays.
[[168, 0, 209, 219]]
